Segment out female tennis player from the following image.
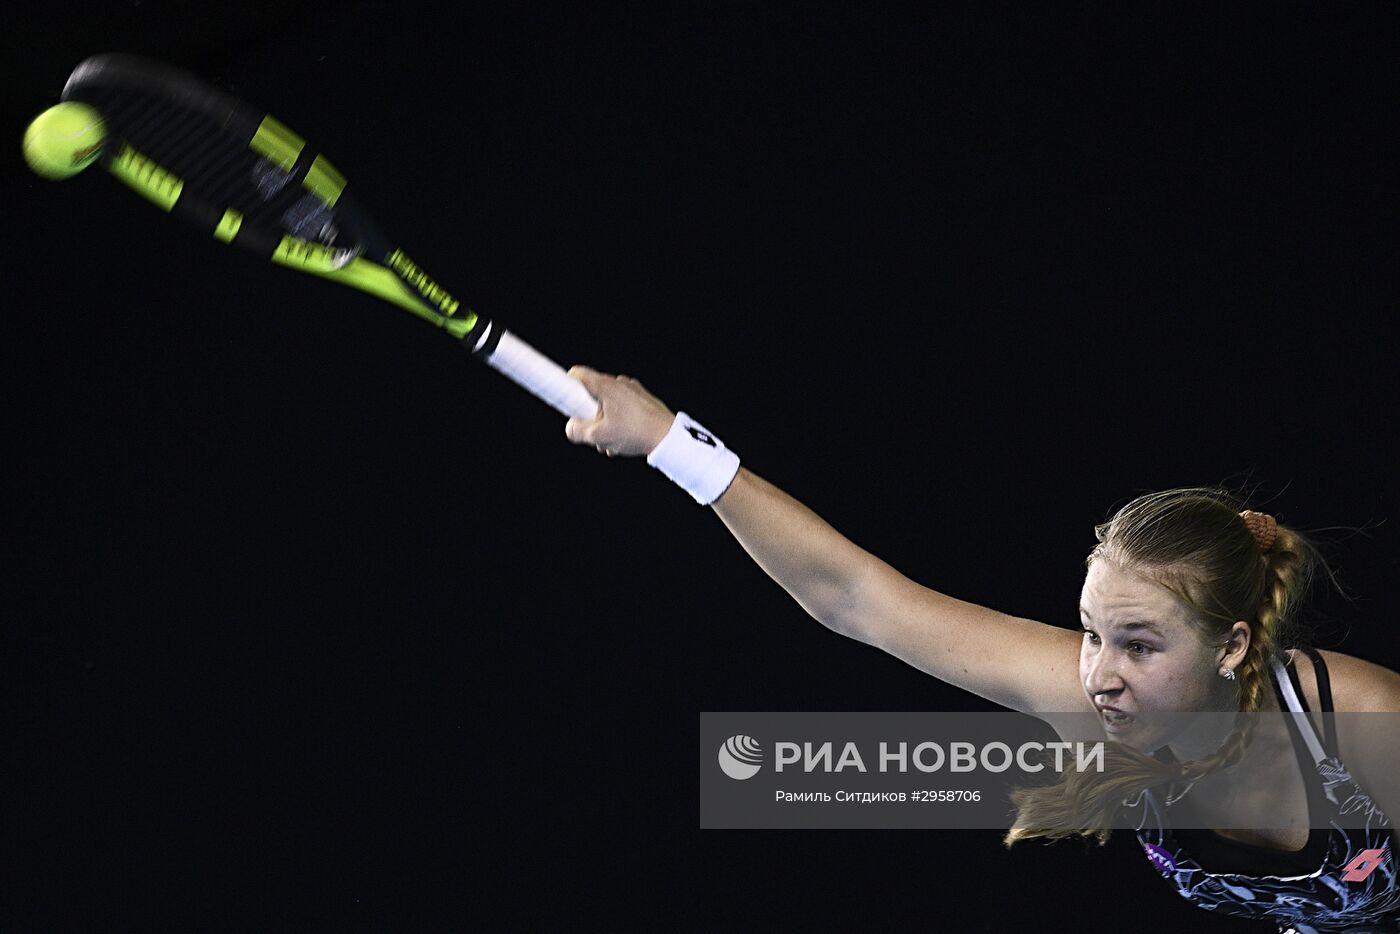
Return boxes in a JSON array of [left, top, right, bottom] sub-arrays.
[[562, 366, 1400, 933]]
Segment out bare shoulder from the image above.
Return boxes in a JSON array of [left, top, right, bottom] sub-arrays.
[[1308, 649, 1400, 713], [1299, 649, 1400, 823]]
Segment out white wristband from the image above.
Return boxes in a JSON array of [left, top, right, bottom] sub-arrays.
[[646, 412, 741, 505]]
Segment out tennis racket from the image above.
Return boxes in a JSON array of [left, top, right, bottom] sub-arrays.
[[59, 53, 599, 420]]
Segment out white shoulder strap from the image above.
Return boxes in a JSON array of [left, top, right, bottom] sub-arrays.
[[1271, 653, 1328, 765]]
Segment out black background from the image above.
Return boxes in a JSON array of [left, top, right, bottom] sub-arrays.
[[7, 3, 1399, 930]]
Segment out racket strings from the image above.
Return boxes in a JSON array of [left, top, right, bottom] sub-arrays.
[[82, 85, 242, 192], [168, 133, 241, 182], [75, 81, 339, 246], [66, 58, 367, 262]]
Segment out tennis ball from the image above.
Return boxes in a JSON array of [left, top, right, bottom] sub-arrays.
[[22, 101, 107, 180]]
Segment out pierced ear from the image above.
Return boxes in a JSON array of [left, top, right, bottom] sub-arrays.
[[1221, 621, 1252, 669]]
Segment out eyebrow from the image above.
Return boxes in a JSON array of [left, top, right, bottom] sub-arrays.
[[1078, 608, 1166, 637]]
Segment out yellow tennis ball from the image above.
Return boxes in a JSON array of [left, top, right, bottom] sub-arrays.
[[22, 102, 107, 180]]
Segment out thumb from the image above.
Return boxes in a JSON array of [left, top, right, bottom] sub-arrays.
[[564, 365, 608, 445], [564, 414, 595, 445]]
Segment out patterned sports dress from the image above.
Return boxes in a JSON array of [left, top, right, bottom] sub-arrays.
[[1132, 648, 1397, 933]]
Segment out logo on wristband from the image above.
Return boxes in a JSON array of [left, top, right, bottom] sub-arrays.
[[685, 425, 717, 447]]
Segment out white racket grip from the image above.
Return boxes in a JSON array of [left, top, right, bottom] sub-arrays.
[[481, 329, 599, 419]]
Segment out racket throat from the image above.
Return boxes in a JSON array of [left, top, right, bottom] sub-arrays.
[[385, 248, 461, 317]]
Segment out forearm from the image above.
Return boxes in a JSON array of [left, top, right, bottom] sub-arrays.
[[560, 369, 877, 639], [711, 468, 876, 638], [562, 372, 1085, 713]]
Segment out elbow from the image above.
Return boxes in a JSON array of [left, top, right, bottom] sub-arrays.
[[806, 563, 875, 644], [792, 603, 860, 646]]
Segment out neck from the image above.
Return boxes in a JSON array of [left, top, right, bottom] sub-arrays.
[[1165, 675, 1285, 771]]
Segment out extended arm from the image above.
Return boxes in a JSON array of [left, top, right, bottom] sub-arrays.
[[564, 366, 1087, 715]]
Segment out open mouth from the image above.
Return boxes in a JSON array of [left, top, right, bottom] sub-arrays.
[[1100, 710, 1135, 731]]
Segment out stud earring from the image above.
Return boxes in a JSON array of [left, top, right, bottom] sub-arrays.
[[1218, 667, 1236, 681]]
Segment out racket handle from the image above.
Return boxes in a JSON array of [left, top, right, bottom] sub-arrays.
[[476, 327, 599, 420]]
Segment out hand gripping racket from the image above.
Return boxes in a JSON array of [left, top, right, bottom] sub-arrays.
[[60, 53, 599, 420]]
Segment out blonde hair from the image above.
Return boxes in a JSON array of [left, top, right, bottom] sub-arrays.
[[1005, 488, 1317, 846]]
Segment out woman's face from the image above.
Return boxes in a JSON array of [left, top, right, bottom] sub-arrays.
[[1078, 559, 1236, 750]]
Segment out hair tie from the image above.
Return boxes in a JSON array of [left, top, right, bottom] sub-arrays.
[[1239, 510, 1277, 554]]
